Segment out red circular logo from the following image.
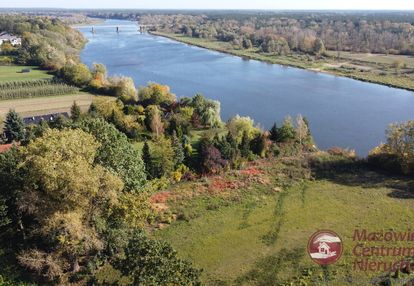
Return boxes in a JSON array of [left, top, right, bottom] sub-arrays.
[[307, 230, 343, 265]]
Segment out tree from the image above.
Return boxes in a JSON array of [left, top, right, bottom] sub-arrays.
[[385, 120, 414, 174], [313, 38, 326, 56], [277, 116, 296, 143], [109, 76, 138, 104], [227, 115, 259, 143], [269, 123, 279, 142], [242, 36, 253, 49], [145, 105, 164, 137], [142, 141, 152, 179], [250, 133, 268, 158], [216, 132, 239, 162], [138, 83, 176, 107], [172, 131, 185, 167], [201, 145, 227, 174], [60, 63, 92, 87], [88, 102, 98, 115], [0, 42, 15, 54], [198, 138, 227, 174], [114, 230, 201, 285], [70, 101, 81, 121], [240, 131, 251, 158], [17, 129, 124, 283], [79, 118, 147, 191], [3, 109, 25, 143], [296, 114, 309, 146], [0, 197, 10, 228], [50, 114, 67, 129], [148, 136, 175, 178], [191, 94, 222, 128]]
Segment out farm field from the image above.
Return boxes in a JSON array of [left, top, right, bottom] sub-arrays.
[[0, 65, 53, 82], [0, 93, 97, 117], [152, 157, 414, 285]]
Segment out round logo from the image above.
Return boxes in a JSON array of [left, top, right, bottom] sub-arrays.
[[307, 230, 343, 265]]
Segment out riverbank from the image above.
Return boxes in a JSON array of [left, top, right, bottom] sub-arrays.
[[150, 31, 414, 92]]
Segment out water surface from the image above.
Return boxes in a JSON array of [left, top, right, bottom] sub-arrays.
[[79, 19, 414, 156]]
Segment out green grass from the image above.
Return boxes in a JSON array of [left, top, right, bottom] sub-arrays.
[[153, 158, 414, 285], [0, 65, 53, 82], [325, 51, 414, 68]]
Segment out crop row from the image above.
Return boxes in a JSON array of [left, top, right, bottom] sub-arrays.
[[0, 78, 65, 90], [0, 84, 79, 100]]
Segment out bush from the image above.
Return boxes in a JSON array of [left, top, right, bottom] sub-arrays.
[[113, 230, 201, 285], [367, 144, 402, 174], [59, 63, 92, 87]]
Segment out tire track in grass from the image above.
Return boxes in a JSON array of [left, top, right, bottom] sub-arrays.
[[239, 201, 258, 230], [301, 183, 309, 207], [261, 183, 308, 246], [261, 188, 289, 246]]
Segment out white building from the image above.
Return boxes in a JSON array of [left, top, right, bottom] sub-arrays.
[[0, 32, 22, 46]]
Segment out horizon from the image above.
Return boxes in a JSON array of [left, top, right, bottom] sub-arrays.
[[2, 0, 414, 10], [2, 8, 414, 11]]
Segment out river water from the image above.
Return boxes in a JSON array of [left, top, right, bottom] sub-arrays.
[[78, 19, 414, 156]]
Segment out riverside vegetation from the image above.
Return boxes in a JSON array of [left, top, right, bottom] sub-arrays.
[[0, 13, 414, 286], [138, 12, 414, 91]]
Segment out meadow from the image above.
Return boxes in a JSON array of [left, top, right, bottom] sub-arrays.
[[0, 65, 53, 82], [152, 154, 414, 285]]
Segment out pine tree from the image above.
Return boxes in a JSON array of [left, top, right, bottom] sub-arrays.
[[250, 133, 267, 158], [51, 114, 67, 129], [142, 141, 152, 179], [172, 131, 184, 167], [70, 101, 81, 121], [240, 131, 250, 158], [215, 132, 239, 163], [269, 123, 279, 142], [88, 102, 98, 115], [278, 117, 296, 143], [226, 132, 239, 161], [3, 109, 25, 143]]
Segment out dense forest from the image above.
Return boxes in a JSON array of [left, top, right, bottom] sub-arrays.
[[0, 15, 85, 69], [139, 12, 414, 56]]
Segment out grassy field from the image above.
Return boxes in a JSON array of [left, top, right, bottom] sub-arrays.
[[0, 93, 103, 118], [152, 155, 414, 285], [0, 65, 53, 82], [325, 51, 414, 68], [151, 32, 414, 91]]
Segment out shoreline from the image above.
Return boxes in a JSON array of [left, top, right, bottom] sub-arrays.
[[149, 31, 414, 93]]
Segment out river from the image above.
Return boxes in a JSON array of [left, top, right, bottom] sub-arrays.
[[78, 19, 414, 156]]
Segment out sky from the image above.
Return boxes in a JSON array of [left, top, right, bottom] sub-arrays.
[[1, 0, 414, 10]]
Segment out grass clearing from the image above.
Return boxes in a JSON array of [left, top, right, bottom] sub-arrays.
[[153, 158, 414, 285], [0, 65, 53, 82], [325, 51, 414, 68]]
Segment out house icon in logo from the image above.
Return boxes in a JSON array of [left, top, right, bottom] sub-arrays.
[[308, 230, 342, 265], [318, 241, 331, 255]]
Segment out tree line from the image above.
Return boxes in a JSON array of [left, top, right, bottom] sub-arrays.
[[0, 15, 86, 69], [140, 12, 414, 56]]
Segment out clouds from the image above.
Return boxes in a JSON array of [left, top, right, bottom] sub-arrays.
[[2, 0, 414, 10]]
